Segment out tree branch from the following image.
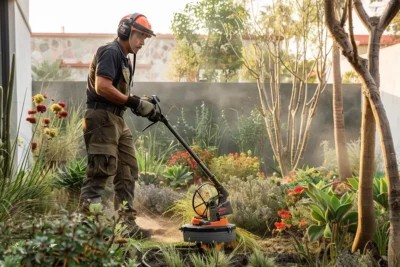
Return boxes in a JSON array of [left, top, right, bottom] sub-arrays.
[[340, 0, 348, 27], [353, 0, 371, 31], [325, 0, 354, 58], [348, 0, 359, 61], [378, 0, 400, 31]]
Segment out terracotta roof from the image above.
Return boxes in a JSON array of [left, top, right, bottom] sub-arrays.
[[31, 32, 175, 39], [354, 34, 400, 46]]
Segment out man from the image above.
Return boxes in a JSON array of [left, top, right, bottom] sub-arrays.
[[79, 13, 156, 238]]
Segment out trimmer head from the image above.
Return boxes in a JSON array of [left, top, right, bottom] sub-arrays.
[[180, 222, 236, 244]]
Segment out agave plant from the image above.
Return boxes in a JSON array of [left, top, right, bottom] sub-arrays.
[[53, 158, 86, 209], [162, 165, 193, 188]]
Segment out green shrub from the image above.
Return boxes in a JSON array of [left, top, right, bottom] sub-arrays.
[[135, 184, 184, 214], [210, 152, 260, 183], [0, 210, 123, 266], [226, 176, 286, 235]]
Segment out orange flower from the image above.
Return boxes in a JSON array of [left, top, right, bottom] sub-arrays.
[[28, 109, 37, 115], [43, 118, 51, 125]]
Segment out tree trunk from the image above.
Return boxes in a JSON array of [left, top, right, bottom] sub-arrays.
[[352, 96, 376, 253], [325, 1, 400, 263], [352, 29, 381, 254], [332, 44, 352, 181]]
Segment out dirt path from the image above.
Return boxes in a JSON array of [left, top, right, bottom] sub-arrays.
[[136, 214, 184, 243]]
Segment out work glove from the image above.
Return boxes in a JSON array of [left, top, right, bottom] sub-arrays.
[[126, 95, 155, 117]]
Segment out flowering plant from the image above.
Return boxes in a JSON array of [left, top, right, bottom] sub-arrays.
[[166, 146, 215, 184], [287, 186, 305, 206], [25, 93, 81, 166], [209, 151, 260, 183]]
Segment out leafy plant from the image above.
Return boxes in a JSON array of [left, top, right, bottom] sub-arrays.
[[248, 249, 276, 267], [160, 245, 184, 267], [31, 59, 73, 81], [0, 53, 15, 177], [162, 165, 193, 188], [138, 172, 159, 186], [174, 103, 229, 151], [135, 132, 177, 175], [53, 157, 86, 192], [0, 208, 124, 266], [348, 176, 388, 211], [53, 157, 87, 210], [304, 182, 358, 242], [210, 151, 260, 183], [375, 213, 390, 257], [230, 108, 269, 156]]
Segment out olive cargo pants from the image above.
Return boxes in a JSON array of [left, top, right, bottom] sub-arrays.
[[80, 108, 138, 219]]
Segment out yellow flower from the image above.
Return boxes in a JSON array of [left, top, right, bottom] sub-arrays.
[[32, 94, 45, 105], [50, 104, 63, 113], [49, 128, 58, 137], [43, 128, 51, 135]]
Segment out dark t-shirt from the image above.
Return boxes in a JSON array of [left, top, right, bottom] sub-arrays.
[[86, 39, 132, 109]]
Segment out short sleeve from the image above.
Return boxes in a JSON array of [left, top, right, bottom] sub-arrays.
[[96, 48, 119, 80]]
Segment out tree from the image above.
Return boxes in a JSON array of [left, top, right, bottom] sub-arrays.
[[31, 60, 73, 81], [167, 39, 199, 82], [232, 0, 331, 176], [171, 0, 246, 82], [332, 0, 352, 181], [325, 0, 400, 265]]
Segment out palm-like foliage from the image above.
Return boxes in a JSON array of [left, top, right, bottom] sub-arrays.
[[31, 60, 73, 81]]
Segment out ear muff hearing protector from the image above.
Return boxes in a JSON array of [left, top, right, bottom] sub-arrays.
[[118, 13, 155, 40]]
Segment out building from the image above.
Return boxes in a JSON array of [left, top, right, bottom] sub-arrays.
[[31, 33, 176, 81], [1, 0, 32, 162]]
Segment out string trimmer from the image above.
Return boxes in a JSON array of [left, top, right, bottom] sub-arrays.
[[138, 95, 236, 245]]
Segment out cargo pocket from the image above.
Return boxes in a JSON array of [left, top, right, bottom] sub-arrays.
[[86, 154, 117, 178]]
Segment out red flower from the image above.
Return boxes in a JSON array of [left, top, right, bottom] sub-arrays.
[[43, 93, 48, 99], [28, 109, 37, 115], [277, 210, 291, 219], [26, 117, 37, 124], [299, 220, 306, 227], [43, 118, 51, 125], [58, 101, 66, 108], [57, 110, 68, 118], [294, 186, 305, 194], [36, 104, 47, 113], [30, 142, 37, 150], [274, 222, 286, 229]]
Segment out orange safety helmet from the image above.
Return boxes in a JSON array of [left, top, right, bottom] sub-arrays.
[[117, 13, 155, 40]]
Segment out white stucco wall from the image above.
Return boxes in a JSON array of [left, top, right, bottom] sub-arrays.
[[8, 0, 32, 162], [334, 43, 400, 165]]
